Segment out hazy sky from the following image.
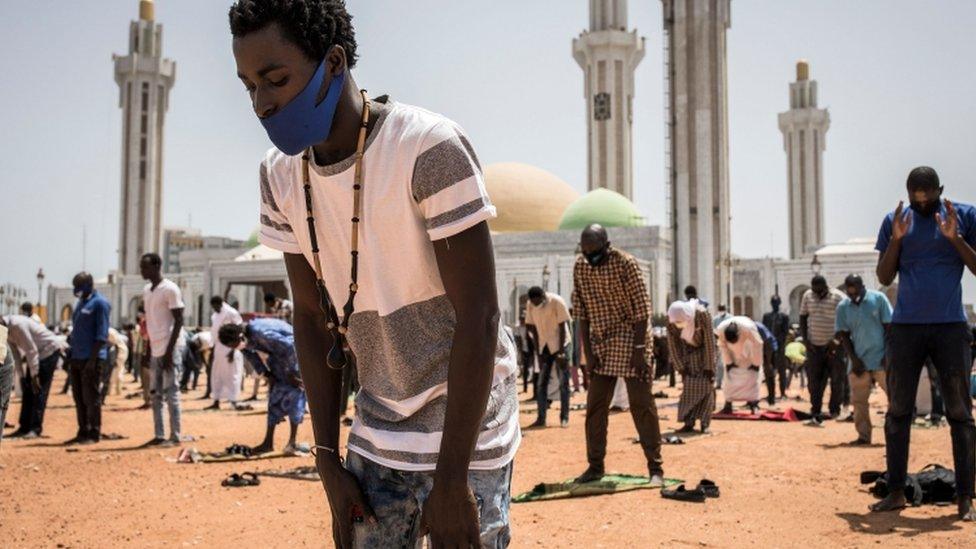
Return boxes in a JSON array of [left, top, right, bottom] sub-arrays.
[[1, 0, 974, 305]]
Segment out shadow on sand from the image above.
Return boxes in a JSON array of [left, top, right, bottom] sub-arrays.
[[817, 441, 884, 450], [835, 510, 962, 537]]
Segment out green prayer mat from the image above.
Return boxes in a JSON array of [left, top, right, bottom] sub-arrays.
[[512, 474, 682, 503], [257, 465, 319, 481]]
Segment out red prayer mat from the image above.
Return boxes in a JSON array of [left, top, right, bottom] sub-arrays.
[[711, 407, 801, 422]]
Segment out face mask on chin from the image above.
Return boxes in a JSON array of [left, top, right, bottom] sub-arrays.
[[909, 200, 939, 217], [583, 245, 609, 266], [73, 284, 92, 298], [259, 59, 346, 155]]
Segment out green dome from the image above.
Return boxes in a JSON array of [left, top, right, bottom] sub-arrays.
[[245, 227, 259, 248], [558, 188, 645, 231]]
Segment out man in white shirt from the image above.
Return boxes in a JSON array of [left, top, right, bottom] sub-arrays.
[[140, 253, 185, 446], [524, 286, 571, 428], [207, 296, 245, 410], [20, 302, 42, 324], [1, 314, 63, 438], [715, 316, 765, 415]]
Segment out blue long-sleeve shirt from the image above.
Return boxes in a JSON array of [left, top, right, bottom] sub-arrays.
[[240, 318, 299, 383], [70, 291, 111, 360]]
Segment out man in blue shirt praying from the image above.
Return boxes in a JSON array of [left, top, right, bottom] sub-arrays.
[[871, 166, 976, 521]]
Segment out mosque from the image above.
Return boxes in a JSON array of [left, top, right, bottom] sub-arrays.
[[48, 0, 884, 328]]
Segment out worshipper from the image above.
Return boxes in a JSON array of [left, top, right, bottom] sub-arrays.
[[834, 274, 892, 445], [207, 296, 245, 411], [762, 296, 791, 403], [263, 292, 294, 323], [66, 272, 111, 444], [568, 308, 586, 393], [20, 302, 42, 324], [714, 316, 765, 414], [571, 224, 663, 485], [870, 166, 976, 520], [683, 285, 709, 308], [229, 2, 520, 545], [140, 253, 185, 446], [799, 275, 846, 424], [0, 323, 11, 447], [218, 319, 307, 454], [1, 314, 62, 438], [514, 312, 537, 397], [100, 327, 129, 403], [134, 307, 151, 409], [785, 335, 807, 389], [712, 304, 731, 389], [524, 286, 571, 428], [179, 330, 205, 393], [666, 301, 717, 433]]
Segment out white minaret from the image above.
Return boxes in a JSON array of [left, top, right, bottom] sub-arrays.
[[573, 0, 645, 200], [113, 0, 175, 274], [662, 0, 731, 305], [778, 60, 829, 259]]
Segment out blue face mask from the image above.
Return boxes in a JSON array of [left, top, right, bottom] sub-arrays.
[[74, 283, 92, 298], [260, 60, 346, 155]]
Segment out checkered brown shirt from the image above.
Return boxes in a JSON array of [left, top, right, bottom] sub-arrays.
[[572, 248, 652, 378], [666, 308, 717, 377]]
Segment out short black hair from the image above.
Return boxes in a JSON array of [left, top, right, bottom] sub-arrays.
[[811, 275, 827, 287], [218, 323, 246, 348], [724, 322, 740, 344], [20, 302, 33, 314], [211, 296, 224, 308], [141, 253, 162, 267], [906, 166, 940, 192], [845, 274, 863, 288], [684, 285, 698, 298], [264, 292, 277, 303], [717, 304, 727, 312], [229, 0, 358, 67], [527, 287, 545, 300]]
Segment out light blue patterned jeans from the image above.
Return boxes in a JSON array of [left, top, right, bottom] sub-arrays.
[[149, 354, 182, 441], [345, 451, 513, 548]]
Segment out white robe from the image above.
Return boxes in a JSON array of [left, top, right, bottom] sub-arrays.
[[715, 316, 764, 402], [210, 304, 243, 402]]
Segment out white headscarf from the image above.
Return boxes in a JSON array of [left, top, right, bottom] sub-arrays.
[[668, 301, 698, 345]]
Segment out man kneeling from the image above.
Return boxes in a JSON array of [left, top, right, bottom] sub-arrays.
[[219, 319, 306, 454]]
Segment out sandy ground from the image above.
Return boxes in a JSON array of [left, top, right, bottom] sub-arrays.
[[0, 370, 972, 548]]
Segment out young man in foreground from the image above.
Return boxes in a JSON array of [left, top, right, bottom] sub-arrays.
[[871, 166, 975, 521], [229, 1, 519, 546]]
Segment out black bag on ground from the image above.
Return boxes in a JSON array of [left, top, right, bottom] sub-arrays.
[[861, 464, 956, 506]]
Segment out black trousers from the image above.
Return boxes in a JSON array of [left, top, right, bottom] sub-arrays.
[[17, 352, 59, 434], [806, 344, 845, 419], [763, 345, 789, 399], [885, 323, 975, 497], [585, 373, 663, 475], [69, 358, 105, 439], [520, 351, 535, 395]]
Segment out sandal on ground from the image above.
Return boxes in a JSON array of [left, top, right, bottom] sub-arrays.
[[661, 484, 706, 503], [696, 479, 720, 498], [221, 472, 261, 487]]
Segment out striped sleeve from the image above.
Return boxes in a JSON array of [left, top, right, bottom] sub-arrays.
[[257, 157, 301, 254], [411, 121, 496, 240]]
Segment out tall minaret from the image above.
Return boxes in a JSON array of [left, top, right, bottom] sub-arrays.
[[114, 0, 176, 274], [662, 0, 731, 305], [573, 0, 645, 200], [778, 60, 829, 258]]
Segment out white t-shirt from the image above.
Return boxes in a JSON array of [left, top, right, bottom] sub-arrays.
[[258, 99, 520, 471], [143, 279, 185, 358], [524, 292, 571, 354]]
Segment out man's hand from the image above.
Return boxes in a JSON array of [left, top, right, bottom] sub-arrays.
[[630, 348, 649, 380], [585, 352, 600, 374], [30, 376, 41, 395], [161, 350, 174, 371], [287, 372, 304, 390], [891, 201, 912, 241], [851, 357, 867, 376], [419, 481, 481, 548], [936, 199, 961, 241], [317, 453, 376, 548]]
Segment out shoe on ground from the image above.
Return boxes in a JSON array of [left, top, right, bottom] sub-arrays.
[[77, 437, 98, 445], [145, 437, 166, 447], [803, 418, 824, 428], [560, 419, 569, 428], [575, 466, 605, 483], [847, 439, 870, 446], [20, 431, 41, 440], [661, 484, 706, 503], [648, 474, 665, 488], [719, 403, 733, 414], [525, 420, 546, 430]]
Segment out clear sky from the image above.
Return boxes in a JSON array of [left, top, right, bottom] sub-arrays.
[[1, 0, 974, 306]]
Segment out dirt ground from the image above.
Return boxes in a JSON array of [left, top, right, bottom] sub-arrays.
[[0, 370, 971, 548]]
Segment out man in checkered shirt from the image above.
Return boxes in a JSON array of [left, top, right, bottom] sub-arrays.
[[572, 224, 664, 485]]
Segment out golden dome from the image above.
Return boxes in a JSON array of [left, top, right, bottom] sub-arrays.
[[796, 59, 809, 81], [140, 0, 154, 21], [484, 162, 580, 233]]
